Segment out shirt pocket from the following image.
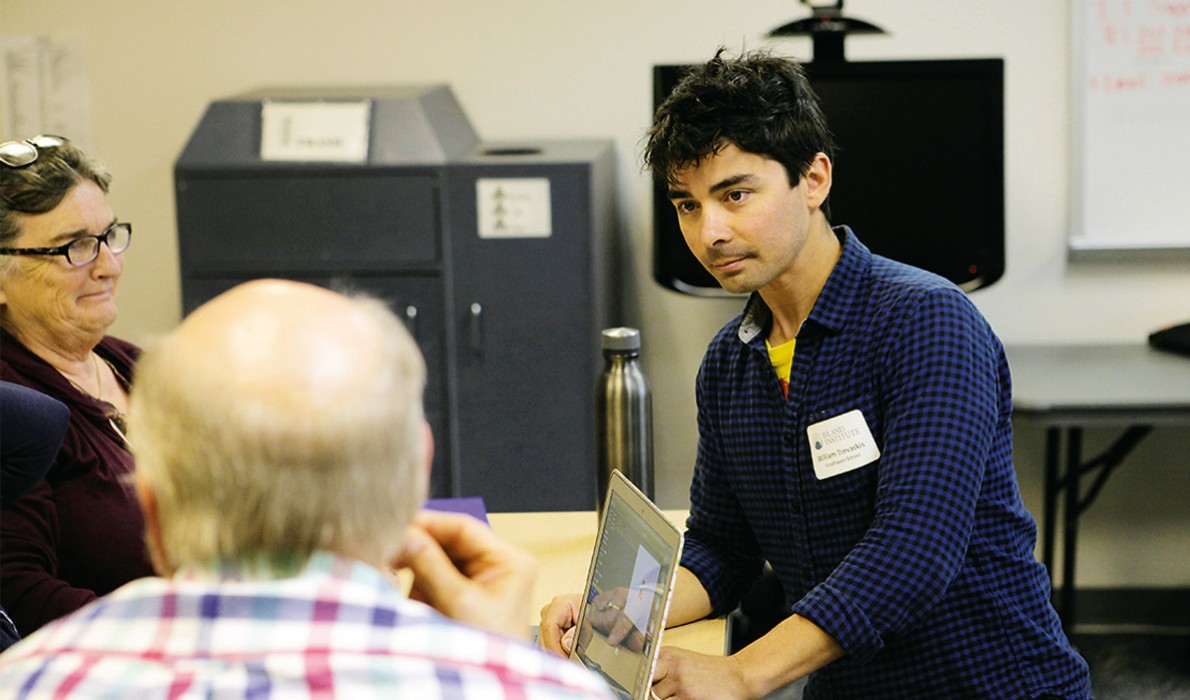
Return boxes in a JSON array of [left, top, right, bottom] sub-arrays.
[[811, 460, 878, 499]]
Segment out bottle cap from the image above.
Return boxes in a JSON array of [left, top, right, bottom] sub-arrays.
[[601, 327, 641, 352]]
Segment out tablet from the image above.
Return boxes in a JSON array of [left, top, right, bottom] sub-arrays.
[[569, 470, 684, 700]]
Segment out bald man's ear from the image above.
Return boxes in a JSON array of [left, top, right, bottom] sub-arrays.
[[421, 420, 435, 497], [134, 471, 172, 577]]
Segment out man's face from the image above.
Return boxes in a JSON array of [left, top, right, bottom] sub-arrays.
[[667, 144, 823, 296]]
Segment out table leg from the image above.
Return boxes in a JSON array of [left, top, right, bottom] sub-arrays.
[[1038, 421, 1153, 634], [1060, 427, 1083, 631], [1043, 427, 1060, 577]]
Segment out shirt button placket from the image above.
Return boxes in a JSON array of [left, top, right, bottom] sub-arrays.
[[782, 431, 801, 515]]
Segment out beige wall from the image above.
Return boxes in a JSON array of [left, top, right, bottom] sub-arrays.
[[3, 0, 1187, 588]]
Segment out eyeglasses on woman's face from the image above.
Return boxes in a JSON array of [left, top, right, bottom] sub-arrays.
[[0, 135, 68, 168], [0, 222, 132, 267]]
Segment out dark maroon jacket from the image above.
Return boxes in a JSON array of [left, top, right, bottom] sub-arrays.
[[1, 328, 154, 634]]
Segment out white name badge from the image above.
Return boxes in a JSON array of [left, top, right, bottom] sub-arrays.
[[807, 409, 881, 480]]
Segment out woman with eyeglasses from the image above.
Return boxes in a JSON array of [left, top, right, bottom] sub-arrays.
[[0, 136, 154, 635]]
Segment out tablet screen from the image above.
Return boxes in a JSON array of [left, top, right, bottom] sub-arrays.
[[572, 484, 681, 700]]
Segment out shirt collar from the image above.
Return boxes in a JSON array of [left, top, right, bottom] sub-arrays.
[[176, 550, 382, 587], [738, 225, 871, 344]]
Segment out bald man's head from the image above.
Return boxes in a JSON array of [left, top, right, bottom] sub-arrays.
[[129, 280, 430, 575], [172, 280, 390, 413]]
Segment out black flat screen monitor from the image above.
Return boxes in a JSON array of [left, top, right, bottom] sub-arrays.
[[652, 59, 1004, 294]]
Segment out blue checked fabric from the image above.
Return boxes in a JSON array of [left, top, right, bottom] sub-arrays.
[[682, 228, 1091, 699]]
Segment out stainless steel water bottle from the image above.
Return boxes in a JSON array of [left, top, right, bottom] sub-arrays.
[[595, 327, 654, 515]]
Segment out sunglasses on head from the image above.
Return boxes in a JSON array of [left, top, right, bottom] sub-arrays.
[[0, 135, 69, 168]]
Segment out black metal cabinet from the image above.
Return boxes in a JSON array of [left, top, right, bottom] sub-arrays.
[[444, 146, 614, 511], [175, 86, 614, 511]]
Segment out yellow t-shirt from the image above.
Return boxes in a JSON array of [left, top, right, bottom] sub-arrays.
[[766, 336, 796, 398]]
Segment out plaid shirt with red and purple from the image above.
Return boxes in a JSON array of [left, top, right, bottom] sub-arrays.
[[0, 552, 612, 699]]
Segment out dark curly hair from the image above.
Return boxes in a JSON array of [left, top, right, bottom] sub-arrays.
[[644, 48, 835, 188]]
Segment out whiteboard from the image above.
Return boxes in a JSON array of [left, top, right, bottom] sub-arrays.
[[1069, 0, 1190, 258]]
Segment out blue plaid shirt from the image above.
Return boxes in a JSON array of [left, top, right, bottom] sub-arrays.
[[682, 228, 1091, 699]]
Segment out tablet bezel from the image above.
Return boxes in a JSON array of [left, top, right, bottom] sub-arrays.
[[569, 470, 684, 700]]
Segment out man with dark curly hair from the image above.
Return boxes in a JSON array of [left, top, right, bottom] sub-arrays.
[[544, 49, 1091, 700]]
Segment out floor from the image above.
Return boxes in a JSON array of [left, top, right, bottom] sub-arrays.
[[1073, 630, 1190, 700]]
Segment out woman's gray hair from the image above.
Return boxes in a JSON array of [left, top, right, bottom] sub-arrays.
[[1, 139, 112, 275]]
